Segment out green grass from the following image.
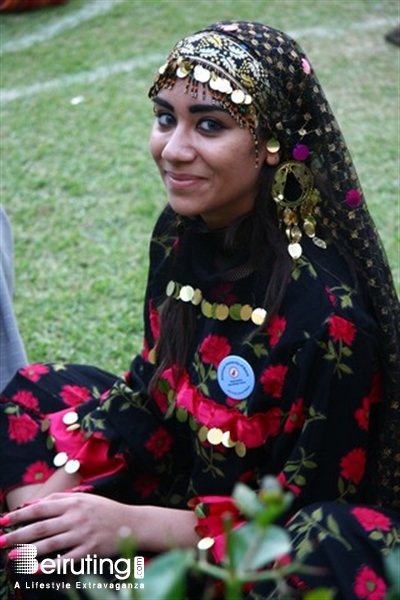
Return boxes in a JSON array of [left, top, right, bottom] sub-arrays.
[[1, 0, 399, 373]]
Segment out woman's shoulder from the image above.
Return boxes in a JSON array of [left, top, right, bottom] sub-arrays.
[[284, 240, 379, 336]]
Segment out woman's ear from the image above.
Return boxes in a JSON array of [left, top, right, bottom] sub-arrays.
[[265, 151, 280, 166]]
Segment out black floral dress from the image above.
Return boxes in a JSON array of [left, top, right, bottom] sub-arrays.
[[1, 207, 398, 599]]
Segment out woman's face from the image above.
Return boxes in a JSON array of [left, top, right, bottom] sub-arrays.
[[150, 80, 267, 229]]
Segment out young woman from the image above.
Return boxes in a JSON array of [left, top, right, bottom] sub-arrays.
[[1, 20, 399, 599]]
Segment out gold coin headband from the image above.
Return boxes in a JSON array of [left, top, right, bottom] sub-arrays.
[[149, 30, 271, 158]]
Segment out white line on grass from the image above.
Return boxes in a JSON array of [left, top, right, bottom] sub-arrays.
[[0, 16, 396, 105], [1, 0, 125, 54], [0, 54, 164, 103]]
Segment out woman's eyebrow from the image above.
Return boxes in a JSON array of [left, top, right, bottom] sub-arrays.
[[153, 96, 226, 114]]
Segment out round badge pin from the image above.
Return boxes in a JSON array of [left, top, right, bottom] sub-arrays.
[[217, 355, 255, 400]]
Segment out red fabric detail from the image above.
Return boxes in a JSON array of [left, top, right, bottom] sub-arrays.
[[190, 495, 245, 563], [175, 374, 281, 448], [47, 408, 126, 481]]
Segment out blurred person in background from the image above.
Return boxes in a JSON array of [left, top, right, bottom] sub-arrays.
[[0, 205, 28, 393], [0, 0, 67, 12]]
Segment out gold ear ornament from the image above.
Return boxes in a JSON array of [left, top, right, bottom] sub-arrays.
[[271, 160, 327, 259]]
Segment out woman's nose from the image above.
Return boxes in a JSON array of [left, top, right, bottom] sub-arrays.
[[161, 126, 196, 162]]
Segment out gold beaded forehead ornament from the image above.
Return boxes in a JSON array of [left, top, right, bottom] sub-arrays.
[[149, 29, 272, 158]]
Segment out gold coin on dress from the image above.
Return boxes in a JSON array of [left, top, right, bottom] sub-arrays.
[[240, 304, 253, 321], [222, 431, 236, 448], [197, 537, 215, 551], [179, 285, 194, 302], [41, 418, 50, 432], [65, 459, 80, 474], [198, 426, 209, 442], [215, 304, 229, 321], [53, 452, 68, 467], [192, 288, 202, 305], [201, 300, 213, 318], [288, 242, 302, 259], [207, 427, 224, 445], [62, 411, 79, 426], [251, 307, 267, 326], [229, 304, 242, 320], [235, 442, 247, 458], [66, 423, 81, 432], [166, 280, 176, 297]]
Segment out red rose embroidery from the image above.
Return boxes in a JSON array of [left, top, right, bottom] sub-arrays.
[[340, 448, 366, 484], [8, 413, 39, 444], [145, 427, 174, 459], [199, 335, 231, 368], [260, 364, 288, 398], [267, 315, 287, 348], [20, 364, 49, 382], [12, 390, 39, 411], [329, 315, 356, 345], [22, 461, 55, 484], [351, 507, 392, 532], [60, 385, 92, 407], [284, 398, 305, 433], [354, 566, 387, 600], [133, 473, 158, 498], [355, 397, 370, 431]]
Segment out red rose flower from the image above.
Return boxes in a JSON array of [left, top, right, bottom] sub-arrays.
[[340, 448, 366, 484], [12, 390, 39, 411], [284, 398, 305, 433], [133, 472, 158, 498], [145, 427, 174, 459], [355, 397, 370, 431], [199, 335, 231, 368], [354, 566, 387, 600], [20, 363, 49, 382], [8, 413, 39, 444], [267, 315, 287, 348], [351, 507, 392, 532], [260, 364, 288, 398], [329, 315, 356, 345], [60, 385, 92, 407], [22, 461, 55, 485]]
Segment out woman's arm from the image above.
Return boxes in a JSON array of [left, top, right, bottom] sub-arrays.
[[6, 469, 81, 510], [1, 493, 199, 559]]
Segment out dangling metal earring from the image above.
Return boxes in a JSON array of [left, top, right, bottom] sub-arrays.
[[266, 139, 280, 153], [271, 160, 326, 260]]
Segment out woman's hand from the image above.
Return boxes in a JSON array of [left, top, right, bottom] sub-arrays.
[[1, 493, 198, 561], [1, 493, 132, 561]]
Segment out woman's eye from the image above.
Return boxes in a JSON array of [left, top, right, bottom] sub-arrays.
[[198, 118, 225, 133], [155, 112, 175, 128]]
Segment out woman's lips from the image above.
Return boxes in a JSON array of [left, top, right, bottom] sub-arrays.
[[164, 171, 205, 190]]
